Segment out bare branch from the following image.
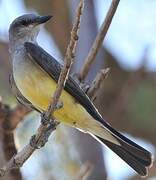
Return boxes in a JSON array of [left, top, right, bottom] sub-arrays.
[[0, 0, 84, 177], [46, 0, 84, 118], [87, 68, 110, 101], [78, 0, 120, 81]]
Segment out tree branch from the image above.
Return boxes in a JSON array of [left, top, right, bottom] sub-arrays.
[[0, 98, 30, 180], [78, 0, 120, 82], [0, 0, 84, 177], [46, 0, 84, 118], [87, 68, 110, 101]]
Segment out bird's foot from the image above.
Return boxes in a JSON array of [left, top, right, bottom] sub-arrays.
[[81, 84, 90, 93], [30, 135, 40, 149], [41, 112, 50, 125], [30, 120, 59, 149], [40, 120, 59, 147], [55, 100, 63, 110], [30, 134, 46, 149]]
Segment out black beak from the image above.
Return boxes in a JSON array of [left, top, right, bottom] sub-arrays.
[[36, 15, 52, 24]]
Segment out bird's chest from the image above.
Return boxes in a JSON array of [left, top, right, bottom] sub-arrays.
[[11, 50, 90, 129], [13, 52, 36, 90], [12, 51, 56, 108], [13, 50, 32, 79]]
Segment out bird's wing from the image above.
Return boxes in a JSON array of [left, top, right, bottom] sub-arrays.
[[24, 42, 149, 149], [24, 42, 104, 123], [24, 42, 153, 176], [24, 42, 150, 147]]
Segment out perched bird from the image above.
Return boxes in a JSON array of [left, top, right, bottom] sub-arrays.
[[9, 14, 153, 176]]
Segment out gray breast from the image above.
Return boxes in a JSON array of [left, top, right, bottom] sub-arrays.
[[12, 47, 34, 83]]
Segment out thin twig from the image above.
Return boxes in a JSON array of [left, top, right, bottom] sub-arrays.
[[78, 0, 120, 81], [87, 68, 110, 101], [0, 0, 84, 177], [46, 0, 84, 118]]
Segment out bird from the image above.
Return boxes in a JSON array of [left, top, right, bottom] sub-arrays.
[[9, 14, 153, 176]]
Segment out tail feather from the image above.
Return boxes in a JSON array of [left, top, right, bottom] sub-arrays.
[[88, 113, 154, 176], [97, 134, 153, 177], [99, 137, 148, 176], [116, 136, 152, 167], [86, 117, 153, 176]]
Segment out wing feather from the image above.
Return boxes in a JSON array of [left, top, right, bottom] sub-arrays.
[[24, 42, 152, 159]]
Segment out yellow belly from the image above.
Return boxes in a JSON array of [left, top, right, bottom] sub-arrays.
[[14, 64, 92, 130], [14, 63, 120, 145]]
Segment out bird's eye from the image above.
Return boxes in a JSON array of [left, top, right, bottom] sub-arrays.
[[21, 20, 31, 26]]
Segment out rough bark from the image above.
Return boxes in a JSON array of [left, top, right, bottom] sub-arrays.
[[0, 102, 25, 180]]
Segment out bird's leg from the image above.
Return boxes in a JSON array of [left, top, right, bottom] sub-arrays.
[[30, 120, 59, 149], [39, 120, 60, 147], [31, 99, 62, 148], [80, 83, 90, 93], [71, 73, 90, 93], [41, 100, 63, 125], [40, 112, 50, 125], [55, 100, 63, 110], [30, 135, 39, 149]]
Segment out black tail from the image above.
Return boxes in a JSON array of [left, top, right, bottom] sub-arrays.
[[97, 134, 153, 177]]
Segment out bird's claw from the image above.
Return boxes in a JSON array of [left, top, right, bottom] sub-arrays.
[[81, 84, 90, 93], [46, 120, 60, 131], [30, 135, 40, 149], [41, 112, 50, 125], [30, 120, 60, 149], [30, 135, 47, 149], [55, 100, 63, 110]]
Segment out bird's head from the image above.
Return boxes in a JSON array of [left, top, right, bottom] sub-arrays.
[[9, 14, 52, 45]]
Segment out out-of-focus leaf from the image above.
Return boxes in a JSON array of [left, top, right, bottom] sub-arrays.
[[127, 81, 156, 131]]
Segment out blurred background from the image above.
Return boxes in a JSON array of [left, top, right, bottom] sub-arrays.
[[0, 0, 156, 179]]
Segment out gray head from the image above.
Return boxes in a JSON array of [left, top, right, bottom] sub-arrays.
[[9, 14, 52, 48]]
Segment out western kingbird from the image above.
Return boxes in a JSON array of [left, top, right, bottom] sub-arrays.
[[9, 14, 153, 176]]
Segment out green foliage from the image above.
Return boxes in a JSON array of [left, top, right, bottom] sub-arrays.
[[127, 81, 156, 132]]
